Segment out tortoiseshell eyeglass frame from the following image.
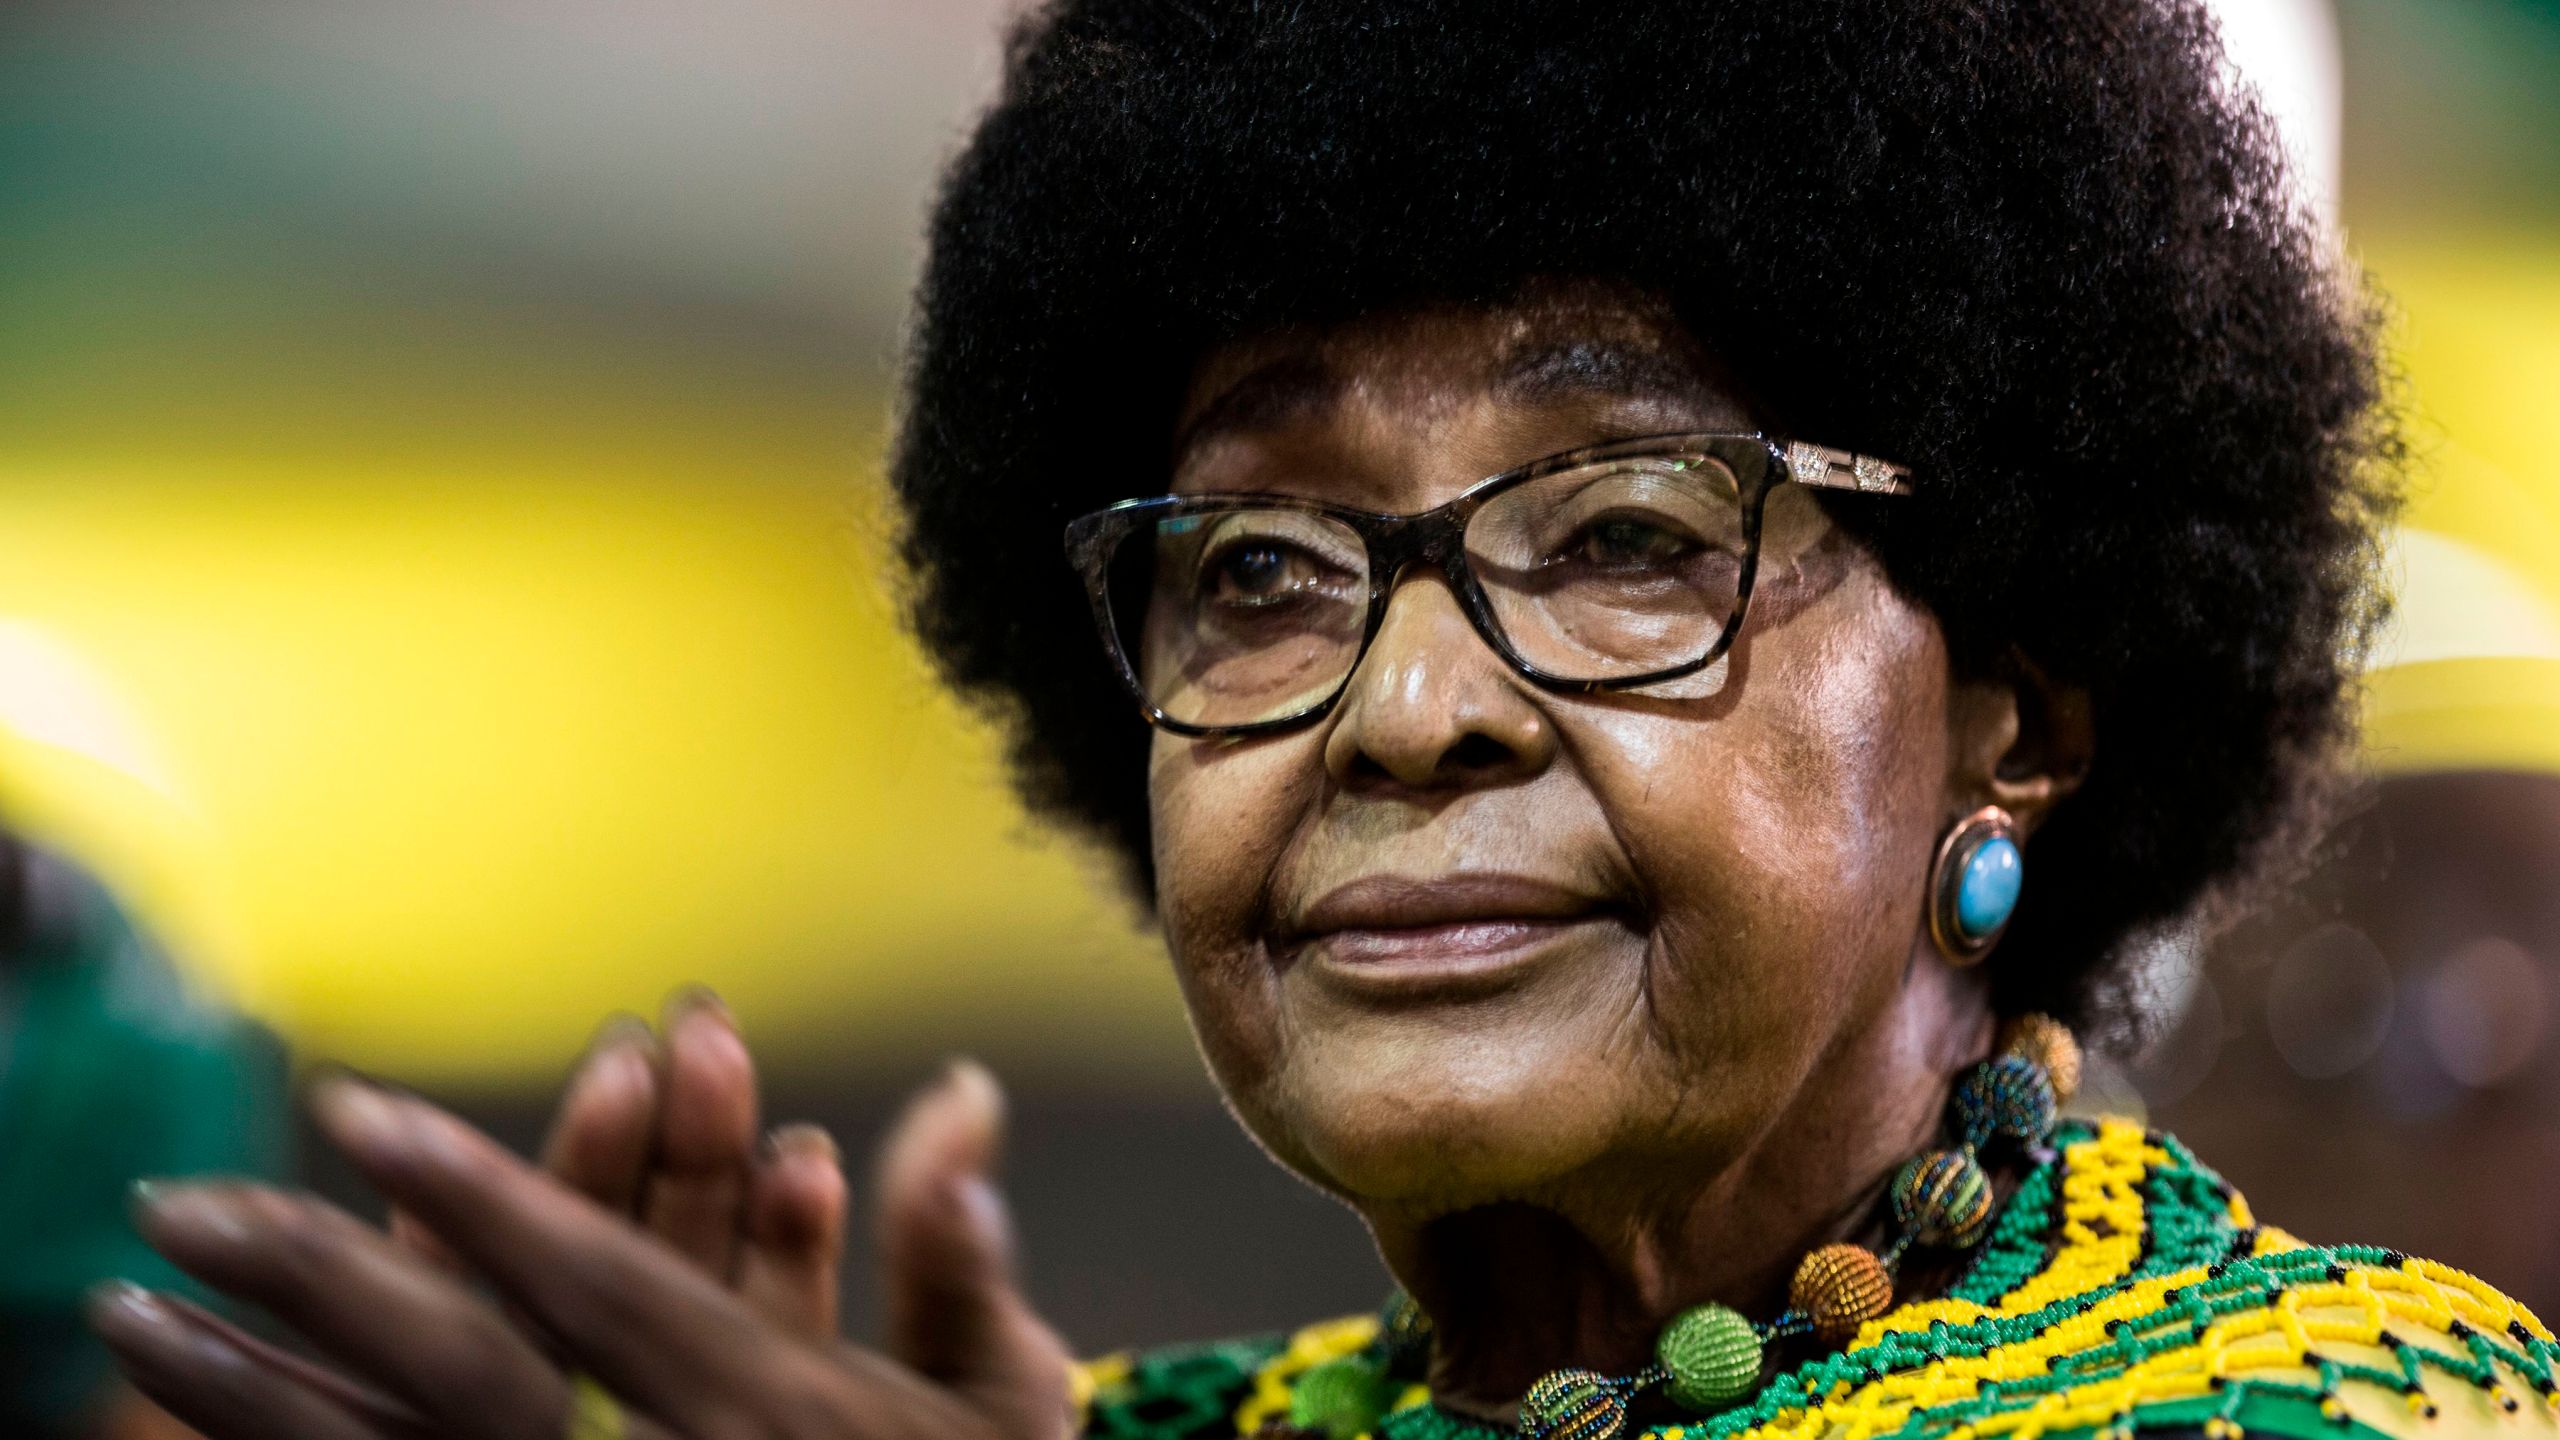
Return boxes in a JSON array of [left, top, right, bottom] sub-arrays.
[[1060, 430, 1915, 738]]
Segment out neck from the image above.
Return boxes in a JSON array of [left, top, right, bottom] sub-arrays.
[[1371, 964, 1995, 1419]]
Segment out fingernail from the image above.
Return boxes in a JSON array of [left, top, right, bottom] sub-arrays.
[[767, 1122, 840, 1163], [587, 1012, 655, 1060], [595, 1040, 655, 1099], [86, 1280, 170, 1334], [90, 1284, 249, 1373], [133, 1185, 255, 1253], [940, 1056, 1004, 1123], [951, 1175, 1010, 1247], [672, 995, 750, 1077], [130, 1177, 249, 1243], [576, 1016, 657, 1102], [666, 984, 734, 1029], [314, 1074, 413, 1165]]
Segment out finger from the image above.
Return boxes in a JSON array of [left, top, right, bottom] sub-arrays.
[[541, 1014, 662, 1216], [394, 1018, 657, 1298], [149, 1290, 422, 1426], [386, 1209, 459, 1272], [738, 1122, 847, 1340], [131, 1181, 568, 1440], [88, 1281, 425, 1440], [389, 1024, 658, 1275], [875, 1060, 1073, 1431], [99, 1289, 685, 1440], [309, 1076, 904, 1433], [642, 988, 759, 1279]]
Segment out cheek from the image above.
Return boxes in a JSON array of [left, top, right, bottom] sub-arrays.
[[1597, 575, 1951, 1057], [1146, 729, 1320, 1092]]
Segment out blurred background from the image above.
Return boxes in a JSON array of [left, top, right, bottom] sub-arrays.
[[0, 0, 2555, 1428]]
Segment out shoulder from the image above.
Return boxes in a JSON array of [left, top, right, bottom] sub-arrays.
[[1824, 1119, 2560, 1440], [1070, 1120, 2558, 1440]]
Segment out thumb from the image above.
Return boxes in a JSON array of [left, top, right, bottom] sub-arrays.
[[875, 1059, 1073, 1434]]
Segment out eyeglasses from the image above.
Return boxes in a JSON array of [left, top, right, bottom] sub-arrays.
[[1062, 431, 1914, 737]]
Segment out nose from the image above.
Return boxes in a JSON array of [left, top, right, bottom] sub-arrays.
[[1322, 568, 1558, 791]]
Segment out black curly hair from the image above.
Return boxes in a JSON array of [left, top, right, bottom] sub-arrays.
[[890, 0, 2399, 1039]]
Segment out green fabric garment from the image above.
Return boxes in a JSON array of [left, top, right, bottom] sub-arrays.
[[0, 852, 288, 1430]]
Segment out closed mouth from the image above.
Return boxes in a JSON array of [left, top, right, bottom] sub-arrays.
[[1278, 872, 1630, 985]]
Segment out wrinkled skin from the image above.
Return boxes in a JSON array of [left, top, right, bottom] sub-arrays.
[[90, 285, 2088, 1436], [1150, 285, 2086, 1406]]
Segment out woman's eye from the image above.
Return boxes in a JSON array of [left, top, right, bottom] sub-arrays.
[[1570, 515, 1700, 569], [1203, 541, 1329, 604]]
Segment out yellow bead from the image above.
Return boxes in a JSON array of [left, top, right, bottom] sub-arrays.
[[1789, 1245, 1896, 1346], [1999, 1012, 2082, 1105]]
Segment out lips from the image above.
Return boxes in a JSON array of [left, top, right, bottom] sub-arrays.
[[1297, 872, 1602, 933], [1283, 872, 1618, 973]]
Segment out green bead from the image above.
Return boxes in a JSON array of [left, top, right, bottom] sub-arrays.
[[1520, 1367, 1628, 1440], [1290, 1355, 1395, 1440], [1656, 1303, 1766, 1411]]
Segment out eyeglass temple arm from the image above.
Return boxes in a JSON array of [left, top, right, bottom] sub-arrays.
[[1782, 439, 1915, 497]]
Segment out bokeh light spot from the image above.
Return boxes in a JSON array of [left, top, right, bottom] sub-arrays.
[[2419, 934, 2550, 1088], [2266, 921, 2395, 1079]]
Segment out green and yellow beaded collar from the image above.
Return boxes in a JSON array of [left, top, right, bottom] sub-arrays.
[[1154, 1123, 2556, 1440], [1070, 1016, 2556, 1440], [1273, 1016, 2086, 1440]]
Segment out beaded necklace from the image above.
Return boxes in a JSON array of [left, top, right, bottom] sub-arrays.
[[1073, 1114, 2559, 1440], [1277, 1015, 2086, 1440]]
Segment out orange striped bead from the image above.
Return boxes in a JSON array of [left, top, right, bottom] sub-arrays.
[[1790, 1244, 1894, 1346], [1999, 1012, 2081, 1105]]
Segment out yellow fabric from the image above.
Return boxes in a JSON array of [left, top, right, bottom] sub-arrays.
[[563, 1373, 627, 1440], [1236, 1314, 1388, 1433], [1205, 1120, 2558, 1440]]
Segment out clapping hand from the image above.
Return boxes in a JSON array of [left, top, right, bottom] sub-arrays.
[[88, 994, 1077, 1439]]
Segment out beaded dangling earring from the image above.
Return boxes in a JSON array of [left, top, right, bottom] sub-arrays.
[[1927, 806, 2023, 963]]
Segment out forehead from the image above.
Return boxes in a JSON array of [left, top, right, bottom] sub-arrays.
[[1172, 284, 1756, 468]]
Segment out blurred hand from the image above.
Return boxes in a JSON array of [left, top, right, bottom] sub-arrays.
[[390, 992, 847, 1340], [87, 1048, 1076, 1440]]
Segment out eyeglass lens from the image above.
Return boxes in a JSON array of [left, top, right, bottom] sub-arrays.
[[1100, 447, 1775, 730]]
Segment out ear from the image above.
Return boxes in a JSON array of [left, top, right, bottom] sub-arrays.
[[1945, 652, 2093, 837]]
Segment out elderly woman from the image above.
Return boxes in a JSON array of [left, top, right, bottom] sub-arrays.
[[85, 1, 2557, 1438]]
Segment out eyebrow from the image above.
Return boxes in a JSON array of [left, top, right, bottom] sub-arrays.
[[1493, 337, 1728, 410], [1171, 337, 1747, 467], [1171, 355, 1338, 465]]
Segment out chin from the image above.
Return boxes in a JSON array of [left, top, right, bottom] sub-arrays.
[[1234, 1009, 1642, 1211]]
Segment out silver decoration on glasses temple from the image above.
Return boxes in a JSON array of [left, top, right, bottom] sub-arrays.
[[1788, 441, 1832, 488]]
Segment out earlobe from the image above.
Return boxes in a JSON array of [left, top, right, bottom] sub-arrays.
[[1930, 658, 2086, 964]]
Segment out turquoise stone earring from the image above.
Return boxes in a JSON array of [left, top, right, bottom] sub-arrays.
[[1928, 806, 2022, 961]]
